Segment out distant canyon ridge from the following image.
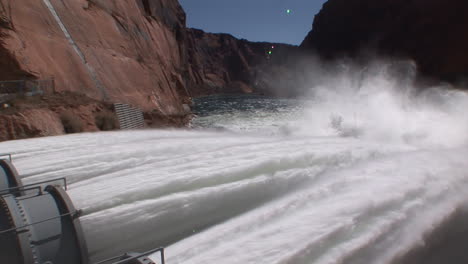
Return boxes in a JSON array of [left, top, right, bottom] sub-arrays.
[[0, 0, 466, 140]]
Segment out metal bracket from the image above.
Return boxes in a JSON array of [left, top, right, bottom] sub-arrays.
[[0, 210, 79, 235], [0, 154, 12, 162], [94, 247, 165, 264], [0, 177, 67, 195]]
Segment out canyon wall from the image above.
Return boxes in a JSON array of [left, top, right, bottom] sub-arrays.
[[186, 28, 298, 97], [0, 0, 191, 113], [301, 0, 468, 83], [0, 0, 195, 140]]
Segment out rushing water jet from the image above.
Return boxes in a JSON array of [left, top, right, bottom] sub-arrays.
[[1, 66, 468, 263]]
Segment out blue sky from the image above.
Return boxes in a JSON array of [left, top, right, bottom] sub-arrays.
[[179, 0, 328, 45]]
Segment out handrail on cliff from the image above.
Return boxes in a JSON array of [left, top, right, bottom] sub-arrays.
[[0, 79, 55, 95]]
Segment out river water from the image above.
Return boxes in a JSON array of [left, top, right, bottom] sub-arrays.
[[2, 76, 468, 263]]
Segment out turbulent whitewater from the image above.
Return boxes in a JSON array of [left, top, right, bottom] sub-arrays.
[[2, 65, 468, 264]]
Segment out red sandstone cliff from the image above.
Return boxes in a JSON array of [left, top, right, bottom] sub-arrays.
[[0, 0, 190, 113], [0, 0, 195, 140], [301, 0, 468, 83]]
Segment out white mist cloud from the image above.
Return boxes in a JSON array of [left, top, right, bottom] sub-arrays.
[[295, 60, 468, 148]]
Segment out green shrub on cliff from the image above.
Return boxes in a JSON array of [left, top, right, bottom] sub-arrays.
[[60, 112, 83, 133], [95, 112, 118, 131]]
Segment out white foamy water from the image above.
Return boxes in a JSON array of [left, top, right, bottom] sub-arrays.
[[1, 63, 468, 264]]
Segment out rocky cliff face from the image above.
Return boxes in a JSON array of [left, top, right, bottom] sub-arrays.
[[0, 0, 191, 113], [0, 0, 196, 140], [0, 92, 116, 141], [301, 0, 468, 82], [186, 28, 298, 97]]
